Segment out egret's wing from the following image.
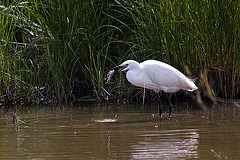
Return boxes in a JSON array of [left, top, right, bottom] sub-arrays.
[[142, 62, 183, 88], [140, 60, 197, 92]]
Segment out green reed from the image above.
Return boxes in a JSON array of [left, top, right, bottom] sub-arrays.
[[0, 0, 239, 104], [109, 0, 240, 100]]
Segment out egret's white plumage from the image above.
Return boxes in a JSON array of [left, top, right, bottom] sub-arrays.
[[106, 59, 197, 118], [120, 60, 197, 93]]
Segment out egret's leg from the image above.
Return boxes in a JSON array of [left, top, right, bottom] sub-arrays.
[[166, 93, 173, 118], [157, 93, 162, 118]]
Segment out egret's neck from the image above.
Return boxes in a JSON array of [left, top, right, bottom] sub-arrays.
[[126, 66, 142, 87]]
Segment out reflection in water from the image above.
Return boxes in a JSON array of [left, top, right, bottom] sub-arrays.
[[95, 119, 117, 123], [131, 129, 199, 159], [1, 103, 240, 159]]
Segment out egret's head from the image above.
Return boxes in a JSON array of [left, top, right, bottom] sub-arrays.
[[117, 60, 139, 72], [104, 60, 138, 74]]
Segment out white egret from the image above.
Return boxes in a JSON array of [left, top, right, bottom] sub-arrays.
[[105, 60, 197, 118]]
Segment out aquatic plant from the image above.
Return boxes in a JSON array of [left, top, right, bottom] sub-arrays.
[[0, 0, 240, 104], [211, 149, 228, 160]]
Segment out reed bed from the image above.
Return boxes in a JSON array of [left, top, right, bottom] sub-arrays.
[[0, 0, 240, 104]]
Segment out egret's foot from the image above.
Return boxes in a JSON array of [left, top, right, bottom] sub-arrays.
[[159, 114, 162, 119], [167, 115, 171, 120]]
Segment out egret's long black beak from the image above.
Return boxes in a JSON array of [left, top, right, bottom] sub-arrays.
[[104, 64, 128, 74]]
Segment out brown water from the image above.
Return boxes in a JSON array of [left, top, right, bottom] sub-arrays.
[[1, 102, 240, 159]]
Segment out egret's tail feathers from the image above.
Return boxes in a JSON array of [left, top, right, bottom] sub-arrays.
[[187, 84, 198, 91], [182, 77, 198, 91]]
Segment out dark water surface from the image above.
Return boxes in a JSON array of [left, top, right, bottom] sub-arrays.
[[1, 102, 240, 159]]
